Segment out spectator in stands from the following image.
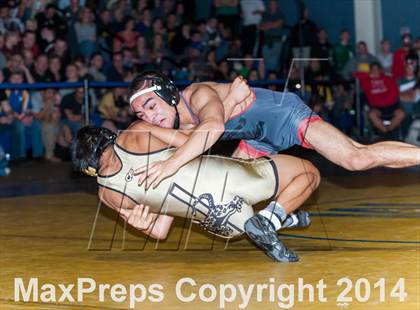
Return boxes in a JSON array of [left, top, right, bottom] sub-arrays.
[[214, 59, 231, 81], [24, 18, 37, 33], [203, 17, 222, 50], [22, 31, 39, 58], [415, 37, 420, 61], [54, 124, 72, 161], [3, 53, 34, 83], [135, 35, 152, 68], [59, 63, 79, 97], [50, 37, 71, 69], [0, 4, 25, 34], [267, 71, 279, 91], [166, 13, 178, 45], [152, 17, 167, 38], [151, 33, 173, 66], [134, 0, 149, 21], [238, 53, 265, 79], [206, 48, 219, 74], [105, 52, 124, 82], [49, 55, 64, 82], [377, 39, 393, 76], [15, 0, 33, 25], [31, 54, 53, 83], [311, 28, 333, 74], [74, 7, 97, 61], [38, 25, 56, 54], [22, 49, 34, 69], [0, 82, 14, 127], [213, 0, 240, 37], [354, 62, 404, 135], [98, 87, 131, 133], [240, 0, 265, 56], [170, 23, 191, 56], [333, 29, 354, 77], [62, 0, 82, 26], [305, 59, 333, 108], [248, 68, 259, 81], [343, 41, 379, 80], [393, 33, 414, 80], [0, 74, 12, 175], [113, 16, 140, 52], [96, 9, 113, 54], [35, 88, 61, 162], [0, 34, 7, 70], [332, 82, 355, 134], [5, 71, 43, 161], [186, 42, 210, 81], [290, 7, 318, 62], [398, 57, 420, 136], [3, 31, 21, 57], [260, 0, 284, 72], [135, 7, 153, 43], [60, 87, 85, 137], [35, 3, 67, 36], [88, 52, 106, 82]]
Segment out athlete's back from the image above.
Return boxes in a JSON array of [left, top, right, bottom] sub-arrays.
[[97, 127, 278, 237]]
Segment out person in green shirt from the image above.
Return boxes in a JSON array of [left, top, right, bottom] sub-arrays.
[[333, 29, 354, 77]]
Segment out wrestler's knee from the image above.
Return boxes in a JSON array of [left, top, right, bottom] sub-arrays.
[[305, 161, 321, 190]]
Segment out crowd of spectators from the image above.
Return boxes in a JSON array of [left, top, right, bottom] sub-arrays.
[[0, 0, 419, 172]]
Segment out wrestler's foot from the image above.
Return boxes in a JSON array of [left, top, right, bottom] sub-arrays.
[[282, 210, 311, 229], [244, 214, 299, 262]]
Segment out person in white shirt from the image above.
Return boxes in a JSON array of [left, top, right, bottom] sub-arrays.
[[377, 39, 393, 76]]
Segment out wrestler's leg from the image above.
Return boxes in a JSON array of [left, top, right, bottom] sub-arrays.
[[304, 119, 420, 170], [243, 155, 319, 262], [270, 155, 320, 214]]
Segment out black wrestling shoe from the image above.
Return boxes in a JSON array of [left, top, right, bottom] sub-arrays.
[[282, 210, 311, 229], [244, 214, 299, 262]]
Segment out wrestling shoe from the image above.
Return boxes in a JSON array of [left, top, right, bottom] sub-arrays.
[[244, 214, 299, 262], [282, 210, 311, 229]]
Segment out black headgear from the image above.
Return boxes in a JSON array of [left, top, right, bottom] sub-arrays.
[[128, 71, 181, 129], [128, 71, 179, 107], [71, 126, 117, 175]]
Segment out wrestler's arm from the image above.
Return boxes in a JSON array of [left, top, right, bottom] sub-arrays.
[[169, 84, 225, 165], [201, 76, 253, 122], [98, 187, 174, 240]]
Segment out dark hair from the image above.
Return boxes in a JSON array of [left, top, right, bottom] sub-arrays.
[[357, 41, 367, 47], [71, 126, 117, 172], [370, 62, 382, 70], [90, 52, 102, 62]]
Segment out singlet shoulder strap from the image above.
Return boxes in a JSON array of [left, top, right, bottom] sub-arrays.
[[180, 91, 200, 124]]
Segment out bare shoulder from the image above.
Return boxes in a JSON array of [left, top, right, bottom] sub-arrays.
[[128, 120, 150, 130], [118, 121, 148, 146]]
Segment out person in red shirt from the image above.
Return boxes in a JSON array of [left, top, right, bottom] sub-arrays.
[[355, 62, 405, 134], [392, 33, 414, 80]]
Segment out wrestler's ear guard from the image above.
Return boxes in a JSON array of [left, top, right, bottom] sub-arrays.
[[83, 166, 98, 177]]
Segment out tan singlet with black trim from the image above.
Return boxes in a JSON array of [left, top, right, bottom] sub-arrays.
[[97, 144, 279, 238]]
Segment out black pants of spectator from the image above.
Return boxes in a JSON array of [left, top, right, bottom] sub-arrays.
[[241, 25, 258, 56]]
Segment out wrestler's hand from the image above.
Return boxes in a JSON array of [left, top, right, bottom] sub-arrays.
[[119, 204, 154, 231], [135, 158, 180, 190], [227, 76, 253, 104]]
